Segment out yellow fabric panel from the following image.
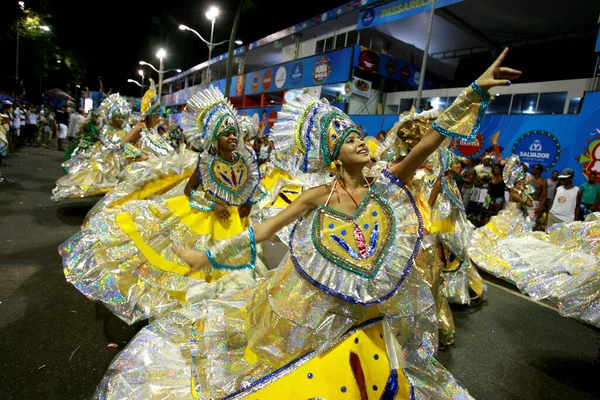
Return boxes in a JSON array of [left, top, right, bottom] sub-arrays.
[[165, 195, 250, 240], [111, 171, 192, 208], [115, 212, 191, 276], [236, 322, 410, 399], [430, 218, 455, 234]]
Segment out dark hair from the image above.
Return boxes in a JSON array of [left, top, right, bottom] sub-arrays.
[[590, 172, 598, 177], [552, 170, 559, 174], [532, 163, 543, 171]]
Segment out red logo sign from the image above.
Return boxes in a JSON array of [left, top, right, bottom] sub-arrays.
[[313, 56, 331, 84], [400, 66, 410, 81], [251, 73, 260, 92], [262, 70, 272, 91], [457, 132, 483, 157], [268, 110, 278, 128], [386, 61, 397, 76]]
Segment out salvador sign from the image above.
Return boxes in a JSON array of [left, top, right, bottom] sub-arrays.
[[511, 130, 561, 172]]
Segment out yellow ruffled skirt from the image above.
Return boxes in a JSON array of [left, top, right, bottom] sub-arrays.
[[60, 191, 252, 324]]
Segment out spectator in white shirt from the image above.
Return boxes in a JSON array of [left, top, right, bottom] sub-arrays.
[[26, 106, 38, 145]]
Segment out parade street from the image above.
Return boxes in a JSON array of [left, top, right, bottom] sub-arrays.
[[0, 145, 598, 400]]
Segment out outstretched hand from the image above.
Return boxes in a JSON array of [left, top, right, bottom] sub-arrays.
[[476, 48, 522, 91]]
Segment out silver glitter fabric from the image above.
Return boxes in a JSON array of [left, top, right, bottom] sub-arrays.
[[52, 125, 132, 201], [469, 202, 533, 280], [85, 147, 197, 221], [93, 171, 472, 399], [502, 215, 600, 327]]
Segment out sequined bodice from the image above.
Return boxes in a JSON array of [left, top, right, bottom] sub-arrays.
[[100, 126, 128, 150], [288, 171, 422, 305], [209, 155, 249, 195], [313, 191, 395, 279]]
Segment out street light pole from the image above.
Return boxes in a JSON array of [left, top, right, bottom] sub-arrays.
[[207, 18, 216, 82], [15, 30, 19, 95], [158, 56, 164, 100]]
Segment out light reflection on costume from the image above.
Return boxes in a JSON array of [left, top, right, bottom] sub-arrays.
[[93, 83, 489, 399], [59, 87, 266, 324]]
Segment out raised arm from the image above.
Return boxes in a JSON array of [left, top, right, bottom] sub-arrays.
[[388, 48, 521, 182], [428, 178, 441, 208], [509, 188, 533, 207], [120, 121, 145, 148]]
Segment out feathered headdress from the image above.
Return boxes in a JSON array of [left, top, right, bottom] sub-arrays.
[[375, 107, 441, 162], [99, 93, 131, 122], [181, 86, 240, 151], [270, 94, 361, 176], [141, 79, 162, 117], [503, 155, 526, 189]]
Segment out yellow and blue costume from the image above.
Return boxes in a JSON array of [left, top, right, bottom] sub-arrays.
[[93, 84, 490, 399], [60, 87, 266, 324]]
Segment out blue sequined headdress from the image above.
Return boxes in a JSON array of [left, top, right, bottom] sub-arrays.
[[181, 86, 240, 151], [99, 94, 131, 122], [270, 94, 362, 176]]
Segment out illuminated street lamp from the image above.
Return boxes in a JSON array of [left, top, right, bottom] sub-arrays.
[[178, 6, 242, 83], [138, 51, 181, 100]]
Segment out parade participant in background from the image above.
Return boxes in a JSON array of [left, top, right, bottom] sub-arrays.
[[93, 51, 519, 399], [547, 168, 580, 226], [60, 87, 267, 324], [579, 172, 600, 220], [55, 106, 69, 151], [460, 157, 477, 209], [60, 110, 101, 170], [118, 80, 174, 160], [484, 163, 506, 224], [52, 95, 131, 201], [527, 163, 547, 227], [470, 155, 534, 280], [546, 170, 559, 212], [0, 113, 10, 181], [428, 149, 485, 341]]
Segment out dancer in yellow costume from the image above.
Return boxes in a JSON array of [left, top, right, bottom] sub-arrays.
[[428, 148, 486, 308], [374, 108, 457, 347], [469, 155, 535, 280], [84, 80, 197, 220], [93, 50, 520, 399], [60, 87, 266, 324], [52, 95, 132, 201]]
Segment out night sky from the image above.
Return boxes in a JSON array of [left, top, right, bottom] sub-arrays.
[[0, 0, 347, 98]]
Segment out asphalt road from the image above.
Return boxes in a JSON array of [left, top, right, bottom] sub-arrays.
[[0, 144, 598, 400]]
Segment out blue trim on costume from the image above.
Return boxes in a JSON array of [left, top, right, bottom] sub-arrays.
[[289, 170, 423, 306], [432, 81, 490, 142], [381, 369, 399, 399], [222, 317, 385, 400], [205, 227, 256, 270]]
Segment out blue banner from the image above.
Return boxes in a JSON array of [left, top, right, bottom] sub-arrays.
[[358, 0, 464, 30], [595, 27, 600, 53], [351, 114, 399, 139], [244, 47, 354, 95], [352, 45, 436, 89], [349, 91, 600, 186], [237, 106, 282, 136]]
